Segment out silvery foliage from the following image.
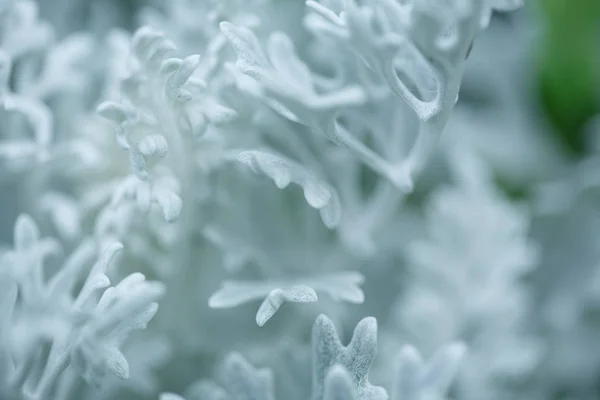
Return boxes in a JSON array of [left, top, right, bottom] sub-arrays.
[[3, 0, 599, 399], [0, 214, 163, 400], [383, 145, 542, 400], [162, 315, 465, 400], [0, 0, 92, 176]]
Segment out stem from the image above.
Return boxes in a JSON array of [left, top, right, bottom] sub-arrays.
[[333, 121, 414, 192], [32, 353, 69, 400], [10, 343, 41, 391], [391, 60, 465, 189], [149, 81, 199, 342]]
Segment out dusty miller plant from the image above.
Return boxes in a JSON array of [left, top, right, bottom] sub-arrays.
[[3, 0, 599, 400]]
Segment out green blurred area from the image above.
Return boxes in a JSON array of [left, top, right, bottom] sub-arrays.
[[537, 0, 600, 155]]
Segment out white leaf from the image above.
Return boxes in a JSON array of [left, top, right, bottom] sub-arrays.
[[219, 21, 271, 80], [39, 192, 82, 241], [323, 365, 358, 400], [266, 32, 312, 88], [3, 95, 53, 147], [0, 140, 37, 159], [237, 150, 342, 228], [106, 347, 130, 380], [14, 214, 40, 252], [160, 394, 186, 400], [204, 102, 238, 125], [391, 343, 467, 400], [256, 286, 318, 327], [97, 101, 130, 123], [490, 0, 524, 11], [132, 27, 167, 62], [173, 55, 201, 87], [208, 281, 268, 309], [308, 271, 365, 303], [152, 189, 182, 223], [135, 180, 152, 213], [138, 134, 168, 158], [303, 179, 332, 209], [422, 342, 467, 393], [210, 273, 363, 326]]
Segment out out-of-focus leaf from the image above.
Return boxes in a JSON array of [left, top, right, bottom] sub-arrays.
[[537, 0, 600, 155]]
